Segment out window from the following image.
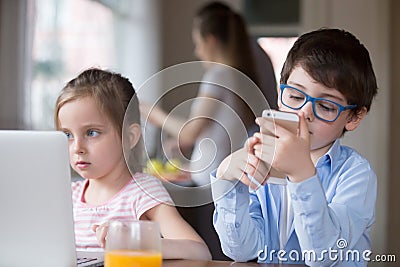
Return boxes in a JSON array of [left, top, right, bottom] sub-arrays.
[[31, 0, 116, 129], [242, 0, 300, 84], [244, 0, 300, 25]]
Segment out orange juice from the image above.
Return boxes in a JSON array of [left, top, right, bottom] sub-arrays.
[[105, 250, 162, 267]]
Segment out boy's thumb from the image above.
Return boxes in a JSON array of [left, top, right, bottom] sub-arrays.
[[298, 111, 310, 143]]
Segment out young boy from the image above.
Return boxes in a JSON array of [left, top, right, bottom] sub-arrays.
[[210, 28, 378, 266]]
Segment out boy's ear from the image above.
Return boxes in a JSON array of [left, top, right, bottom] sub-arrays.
[[277, 87, 282, 109], [345, 107, 367, 131], [127, 123, 142, 149]]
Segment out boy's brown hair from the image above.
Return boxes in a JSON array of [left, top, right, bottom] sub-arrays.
[[281, 28, 378, 115]]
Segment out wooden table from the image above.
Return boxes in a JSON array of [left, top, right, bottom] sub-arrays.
[[162, 259, 307, 267]]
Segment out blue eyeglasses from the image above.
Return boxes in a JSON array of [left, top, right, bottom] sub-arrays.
[[280, 84, 357, 122]]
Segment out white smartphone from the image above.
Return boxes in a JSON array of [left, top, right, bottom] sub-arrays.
[[261, 110, 299, 183], [262, 109, 299, 134]]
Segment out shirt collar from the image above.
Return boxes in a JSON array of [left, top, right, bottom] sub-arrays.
[[315, 139, 341, 173]]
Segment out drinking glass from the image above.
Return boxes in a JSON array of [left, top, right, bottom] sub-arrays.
[[104, 220, 162, 267]]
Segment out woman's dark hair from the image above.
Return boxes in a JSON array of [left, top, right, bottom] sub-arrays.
[[194, 2, 259, 130], [194, 1, 258, 86]]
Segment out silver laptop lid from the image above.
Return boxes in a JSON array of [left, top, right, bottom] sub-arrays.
[[0, 130, 77, 267]]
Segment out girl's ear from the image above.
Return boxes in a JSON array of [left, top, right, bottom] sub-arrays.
[[345, 107, 367, 131], [127, 123, 142, 149]]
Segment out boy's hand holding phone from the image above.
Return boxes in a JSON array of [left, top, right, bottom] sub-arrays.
[[216, 109, 315, 187], [253, 110, 315, 183]]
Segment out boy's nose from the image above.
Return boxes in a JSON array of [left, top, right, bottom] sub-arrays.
[[301, 101, 315, 122]]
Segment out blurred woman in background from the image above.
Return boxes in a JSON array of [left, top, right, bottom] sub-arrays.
[[142, 1, 273, 186], [141, 2, 277, 260]]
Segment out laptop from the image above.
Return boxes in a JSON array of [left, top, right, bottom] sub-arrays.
[[0, 130, 104, 267]]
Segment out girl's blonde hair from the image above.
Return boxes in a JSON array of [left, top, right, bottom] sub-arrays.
[[54, 68, 143, 172]]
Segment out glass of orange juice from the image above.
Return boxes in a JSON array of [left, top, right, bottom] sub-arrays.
[[105, 220, 162, 267]]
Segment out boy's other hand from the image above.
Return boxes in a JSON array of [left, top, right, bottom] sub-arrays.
[[216, 136, 269, 190]]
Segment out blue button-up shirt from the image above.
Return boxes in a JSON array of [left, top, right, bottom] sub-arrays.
[[211, 139, 377, 266]]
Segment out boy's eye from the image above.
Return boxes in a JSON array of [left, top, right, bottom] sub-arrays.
[[87, 130, 100, 137], [289, 94, 305, 101], [317, 101, 337, 112]]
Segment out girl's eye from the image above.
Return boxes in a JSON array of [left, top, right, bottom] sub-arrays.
[[64, 132, 73, 139], [87, 130, 100, 137]]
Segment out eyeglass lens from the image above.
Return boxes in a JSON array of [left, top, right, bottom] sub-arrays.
[[282, 87, 340, 121]]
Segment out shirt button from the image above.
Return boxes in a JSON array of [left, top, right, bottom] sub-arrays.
[[290, 193, 298, 200], [238, 186, 244, 194], [226, 192, 234, 199], [235, 222, 240, 228], [300, 194, 311, 201]]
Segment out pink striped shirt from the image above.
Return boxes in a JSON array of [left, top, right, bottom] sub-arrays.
[[71, 172, 173, 251]]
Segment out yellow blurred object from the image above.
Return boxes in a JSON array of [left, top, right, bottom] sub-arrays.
[[145, 158, 188, 183], [164, 158, 181, 174], [145, 159, 164, 176]]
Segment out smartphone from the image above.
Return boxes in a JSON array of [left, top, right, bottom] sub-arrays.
[[262, 109, 299, 134], [261, 110, 299, 182]]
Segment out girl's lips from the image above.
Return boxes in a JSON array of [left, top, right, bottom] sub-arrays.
[[76, 161, 90, 169]]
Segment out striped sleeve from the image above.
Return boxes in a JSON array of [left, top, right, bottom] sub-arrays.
[[132, 173, 174, 219]]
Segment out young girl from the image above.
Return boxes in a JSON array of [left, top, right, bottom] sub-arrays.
[[54, 68, 211, 260]]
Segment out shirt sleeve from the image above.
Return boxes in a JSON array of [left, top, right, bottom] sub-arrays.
[[199, 66, 230, 98], [133, 174, 174, 219], [287, 161, 377, 266], [211, 171, 266, 262], [189, 70, 227, 119]]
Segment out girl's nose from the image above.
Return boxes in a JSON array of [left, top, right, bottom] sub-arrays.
[[72, 137, 86, 154]]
